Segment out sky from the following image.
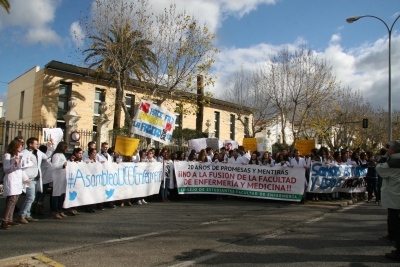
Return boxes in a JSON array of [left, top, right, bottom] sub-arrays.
[[0, 0, 399, 115]]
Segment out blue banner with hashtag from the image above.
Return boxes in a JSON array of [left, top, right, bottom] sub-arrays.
[[63, 162, 163, 208], [307, 162, 367, 193]]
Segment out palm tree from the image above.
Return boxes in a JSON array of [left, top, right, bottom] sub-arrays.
[[0, 0, 10, 14], [84, 22, 156, 128]]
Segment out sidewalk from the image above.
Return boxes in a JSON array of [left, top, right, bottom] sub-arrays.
[[0, 254, 64, 267]]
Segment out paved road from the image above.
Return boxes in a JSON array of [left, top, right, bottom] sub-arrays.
[[0, 196, 396, 266]]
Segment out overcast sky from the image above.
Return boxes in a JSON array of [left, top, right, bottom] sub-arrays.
[[0, 0, 399, 112]]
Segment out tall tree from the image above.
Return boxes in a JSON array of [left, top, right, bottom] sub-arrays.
[[0, 0, 10, 14], [77, 0, 218, 128], [83, 22, 156, 128], [145, 5, 219, 113], [223, 66, 275, 138], [79, 0, 156, 128], [262, 46, 338, 144]]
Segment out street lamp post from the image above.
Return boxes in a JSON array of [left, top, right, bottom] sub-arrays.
[[346, 14, 400, 141]]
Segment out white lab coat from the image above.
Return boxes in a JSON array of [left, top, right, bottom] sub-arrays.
[[21, 148, 51, 193], [41, 158, 53, 184], [228, 156, 248, 164], [162, 160, 175, 189], [290, 157, 307, 168], [275, 161, 290, 167], [51, 153, 67, 196], [2, 153, 29, 196], [96, 151, 113, 163]]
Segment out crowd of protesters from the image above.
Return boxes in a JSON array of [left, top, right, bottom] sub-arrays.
[[1, 135, 399, 262], [1, 137, 386, 229]]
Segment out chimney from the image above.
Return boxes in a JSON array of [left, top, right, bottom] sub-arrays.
[[196, 75, 204, 132]]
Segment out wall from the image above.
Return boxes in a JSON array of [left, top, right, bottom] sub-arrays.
[[6, 66, 40, 123], [9, 65, 253, 144]]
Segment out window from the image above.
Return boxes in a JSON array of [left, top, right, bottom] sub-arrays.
[[214, 111, 220, 139], [93, 88, 105, 132], [244, 117, 249, 137], [19, 91, 24, 119], [57, 82, 72, 121], [230, 114, 235, 140], [94, 88, 105, 116], [125, 94, 135, 119], [175, 104, 183, 130]]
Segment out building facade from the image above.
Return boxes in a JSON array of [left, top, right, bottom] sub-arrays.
[[5, 61, 253, 146]]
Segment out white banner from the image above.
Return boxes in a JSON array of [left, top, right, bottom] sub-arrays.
[[63, 162, 163, 208], [188, 138, 221, 152], [224, 140, 238, 151], [307, 162, 367, 193], [174, 162, 306, 202], [42, 128, 64, 147], [131, 100, 176, 145], [256, 137, 272, 153], [188, 138, 207, 152]]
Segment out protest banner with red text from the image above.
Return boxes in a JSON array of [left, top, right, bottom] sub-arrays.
[[174, 162, 306, 202]]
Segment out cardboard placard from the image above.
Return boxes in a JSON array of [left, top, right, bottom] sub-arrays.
[[114, 136, 140, 156]]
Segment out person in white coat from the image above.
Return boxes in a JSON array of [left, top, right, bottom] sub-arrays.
[[95, 142, 116, 209], [1, 140, 29, 230], [51, 141, 68, 219], [96, 142, 113, 163], [228, 149, 248, 164], [32, 145, 53, 215], [275, 154, 290, 167], [289, 150, 308, 168], [161, 151, 174, 202], [19, 137, 50, 224], [290, 149, 308, 203], [82, 141, 96, 161]]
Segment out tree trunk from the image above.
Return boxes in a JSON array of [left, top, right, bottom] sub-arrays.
[[196, 75, 204, 132], [113, 76, 124, 129]]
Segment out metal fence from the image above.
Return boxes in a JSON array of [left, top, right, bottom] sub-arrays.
[[0, 120, 188, 156]]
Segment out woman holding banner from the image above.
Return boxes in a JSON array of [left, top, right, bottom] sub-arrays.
[[139, 150, 147, 162], [261, 152, 274, 166], [146, 149, 158, 163], [248, 153, 261, 165], [51, 142, 69, 219], [1, 140, 29, 230], [197, 149, 208, 163], [188, 150, 197, 161], [275, 154, 290, 167]]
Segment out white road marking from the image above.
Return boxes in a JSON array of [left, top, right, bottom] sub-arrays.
[[44, 232, 160, 255], [336, 201, 364, 212], [257, 230, 286, 241], [305, 216, 324, 224], [168, 253, 219, 267]]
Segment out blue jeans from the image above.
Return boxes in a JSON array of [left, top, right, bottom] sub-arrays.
[[161, 179, 170, 199], [20, 180, 37, 218]]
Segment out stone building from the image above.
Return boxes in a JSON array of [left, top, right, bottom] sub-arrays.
[[5, 61, 253, 145]]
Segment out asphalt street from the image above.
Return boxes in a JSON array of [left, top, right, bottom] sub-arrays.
[[0, 195, 396, 267]]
